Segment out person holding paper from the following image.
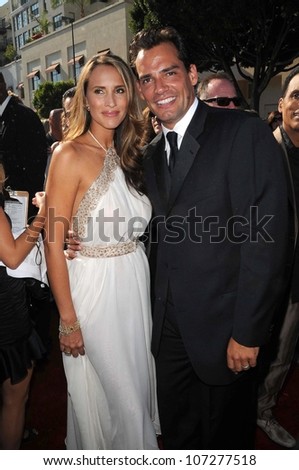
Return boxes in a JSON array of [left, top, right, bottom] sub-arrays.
[[0, 72, 47, 220], [0, 73, 53, 360], [0, 162, 46, 449]]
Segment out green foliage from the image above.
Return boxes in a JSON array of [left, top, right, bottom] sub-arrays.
[[129, 0, 161, 31], [4, 44, 17, 63], [129, 0, 299, 112], [32, 80, 75, 118], [51, 0, 91, 17], [32, 9, 52, 34]]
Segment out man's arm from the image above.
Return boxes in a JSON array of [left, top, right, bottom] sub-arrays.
[[227, 117, 289, 371]]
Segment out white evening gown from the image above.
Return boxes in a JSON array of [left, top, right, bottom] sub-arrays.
[[64, 148, 160, 450]]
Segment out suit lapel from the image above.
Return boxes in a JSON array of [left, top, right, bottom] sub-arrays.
[[144, 100, 209, 215], [152, 136, 171, 209], [274, 126, 298, 238], [144, 135, 168, 214], [167, 101, 207, 212]]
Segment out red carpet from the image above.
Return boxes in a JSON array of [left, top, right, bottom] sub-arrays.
[[21, 309, 299, 450]]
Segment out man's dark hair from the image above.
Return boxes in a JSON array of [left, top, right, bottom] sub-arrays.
[[281, 66, 299, 97], [129, 26, 192, 76], [62, 86, 76, 102]]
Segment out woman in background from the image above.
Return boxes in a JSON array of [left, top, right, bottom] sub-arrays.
[[0, 162, 45, 449]]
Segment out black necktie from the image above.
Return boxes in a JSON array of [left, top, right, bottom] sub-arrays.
[[167, 131, 178, 174]]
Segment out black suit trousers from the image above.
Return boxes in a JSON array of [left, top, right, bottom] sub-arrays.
[[155, 301, 258, 450]]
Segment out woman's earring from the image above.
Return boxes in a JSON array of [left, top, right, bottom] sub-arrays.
[[86, 105, 90, 112]]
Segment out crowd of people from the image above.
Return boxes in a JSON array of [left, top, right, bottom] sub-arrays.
[[0, 25, 298, 451]]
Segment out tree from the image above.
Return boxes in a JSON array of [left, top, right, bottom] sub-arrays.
[[51, 0, 91, 18], [4, 44, 18, 63], [129, 0, 299, 112], [32, 9, 52, 35], [32, 80, 75, 118]]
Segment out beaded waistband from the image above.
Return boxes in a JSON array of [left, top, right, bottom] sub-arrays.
[[80, 239, 138, 258]]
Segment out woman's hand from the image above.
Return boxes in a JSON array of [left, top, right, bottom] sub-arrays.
[[32, 191, 46, 216], [59, 328, 85, 358]]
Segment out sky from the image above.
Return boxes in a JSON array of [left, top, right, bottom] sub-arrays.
[[0, 0, 8, 6]]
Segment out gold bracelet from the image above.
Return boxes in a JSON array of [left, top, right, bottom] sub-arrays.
[[25, 217, 44, 242], [59, 320, 81, 336]]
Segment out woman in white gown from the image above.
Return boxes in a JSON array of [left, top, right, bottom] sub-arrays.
[[44, 53, 159, 450]]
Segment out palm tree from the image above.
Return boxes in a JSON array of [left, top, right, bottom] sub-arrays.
[[32, 9, 52, 35], [51, 0, 91, 18]]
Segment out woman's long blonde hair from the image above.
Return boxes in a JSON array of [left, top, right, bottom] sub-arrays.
[[65, 53, 145, 193]]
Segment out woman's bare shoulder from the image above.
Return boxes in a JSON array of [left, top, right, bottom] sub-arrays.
[[50, 139, 88, 171], [52, 139, 80, 160]]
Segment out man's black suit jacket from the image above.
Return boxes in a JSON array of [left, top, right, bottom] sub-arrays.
[[0, 96, 47, 219], [143, 100, 292, 386], [273, 126, 299, 302]]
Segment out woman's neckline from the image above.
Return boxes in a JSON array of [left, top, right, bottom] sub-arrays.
[[88, 130, 113, 152]]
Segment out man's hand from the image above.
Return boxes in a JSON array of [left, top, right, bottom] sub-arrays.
[[65, 230, 81, 260], [227, 337, 259, 374]]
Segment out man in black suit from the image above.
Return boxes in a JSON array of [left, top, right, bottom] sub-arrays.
[[257, 67, 299, 448], [0, 73, 47, 219], [129, 27, 291, 449]]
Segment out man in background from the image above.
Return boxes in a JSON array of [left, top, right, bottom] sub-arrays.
[[197, 71, 241, 109], [257, 66, 299, 449], [46, 108, 63, 148], [61, 86, 76, 135], [44, 108, 63, 180]]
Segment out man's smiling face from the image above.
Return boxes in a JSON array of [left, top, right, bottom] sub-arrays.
[[135, 42, 198, 129]]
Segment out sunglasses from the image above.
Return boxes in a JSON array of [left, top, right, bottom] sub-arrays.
[[203, 97, 241, 107]]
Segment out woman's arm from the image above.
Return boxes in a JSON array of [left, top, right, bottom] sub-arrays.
[[44, 142, 84, 357], [0, 192, 45, 269]]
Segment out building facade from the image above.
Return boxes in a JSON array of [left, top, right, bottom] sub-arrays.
[[0, 0, 298, 117], [0, 2, 13, 67], [0, 0, 133, 107]]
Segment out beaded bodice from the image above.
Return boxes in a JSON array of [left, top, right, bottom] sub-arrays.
[[72, 147, 119, 241], [71, 148, 151, 258]]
